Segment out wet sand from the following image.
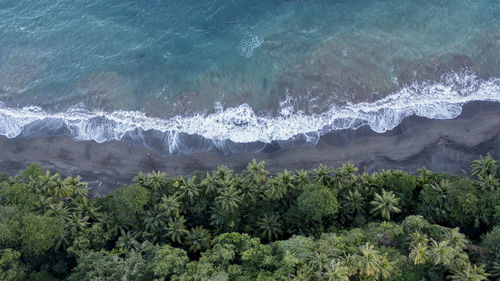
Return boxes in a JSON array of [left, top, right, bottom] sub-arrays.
[[0, 101, 498, 197]]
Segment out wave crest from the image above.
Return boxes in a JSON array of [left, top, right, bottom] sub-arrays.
[[0, 72, 499, 155]]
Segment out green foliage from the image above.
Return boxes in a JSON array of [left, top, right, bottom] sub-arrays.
[[68, 248, 153, 281], [372, 170, 417, 217], [110, 184, 151, 229], [0, 157, 498, 280], [28, 270, 60, 281], [481, 226, 500, 260], [19, 163, 45, 181], [113, 184, 150, 215], [19, 213, 64, 256], [187, 226, 211, 253], [370, 189, 401, 221], [471, 155, 497, 179], [0, 205, 22, 249], [151, 244, 189, 279], [297, 184, 338, 221], [445, 178, 480, 228], [448, 263, 489, 281], [0, 183, 37, 211], [0, 249, 26, 281], [256, 214, 282, 242], [481, 226, 500, 277], [165, 216, 189, 244]]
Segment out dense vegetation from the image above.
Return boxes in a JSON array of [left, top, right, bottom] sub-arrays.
[[0, 156, 499, 281]]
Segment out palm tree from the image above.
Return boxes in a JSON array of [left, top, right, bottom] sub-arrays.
[[186, 226, 211, 253], [409, 231, 429, 248], [476, 174, 499, 191], [409, 243, 429, 265], [263, 177, 287, 201], [322, 259, 350, 281], [313, 164, 333, 186], [215, 186, 242, 213], [54, 229, 72, 252], [53, 178, 74, 200], [448, 249, 469, 269], [73, 197, 102, 222], [471, 155, 497, 178], [215, 165, 233, 182], [133, 171, 148, 187], [47, 201, 70, 222], [159, 195, 181, 217], [146, 170, 168, 192], [333, 163, 358, 188], [116, 232, 140, 251], [378, 253, 395, 279], [308, 252, 329, 272], [256, 213, 282, 241], [201, 172, 219, 196], [356, 243, 382, 277], [72, 186, 88, 199], [419, 180, 450, 223], [209, 206, 239, 232], [443, 228, 468, 251], [67, 213, 90, 235], [417, 167, 432, 185], [245, 159, 269, 185], [142, 204, 167, 237], [340, 254, 359, 277], [449, 263, 489, 281], [378, 169, 393, 179], [238, 177, 258, 204], [102, 214, 131, 238], [291, 265, 314, 281], [63, 176, 87, 192], [357, 173, 381, 195], [342, 189, 365, 217], [277, 169, 296, 191], [488, 261, 500, 279], [429, 179, 450, 200], [428, 240, 453, 266], [35, 195, 52, 213], [292, 169, 310, 188], [165, 216, 189, 244], [369, 189, 401, 220], [38, 171, 60, 195], [178, 176, 199, 202]]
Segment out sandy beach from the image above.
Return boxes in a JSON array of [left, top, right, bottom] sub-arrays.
[[0, 101, 498, 196]]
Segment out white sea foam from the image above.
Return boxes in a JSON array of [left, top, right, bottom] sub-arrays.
[[0, 72, 499, 152], [239, 33, 264, 58]]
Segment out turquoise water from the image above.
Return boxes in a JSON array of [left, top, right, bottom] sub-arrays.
[[1, 0, 500, 153]]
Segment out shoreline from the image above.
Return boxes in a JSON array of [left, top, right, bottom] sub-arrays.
[[0, 101, 499, 196]]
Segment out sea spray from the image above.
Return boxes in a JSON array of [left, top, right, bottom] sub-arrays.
[[0, 72, 499, 154]]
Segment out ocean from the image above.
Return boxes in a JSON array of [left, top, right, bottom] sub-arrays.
[[1, 0, 500, 154]]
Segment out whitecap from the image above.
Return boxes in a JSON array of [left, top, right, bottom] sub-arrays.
[[0, 71, 499, 154]]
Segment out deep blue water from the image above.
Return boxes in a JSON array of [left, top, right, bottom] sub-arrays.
[[1, 0, 500, 154]]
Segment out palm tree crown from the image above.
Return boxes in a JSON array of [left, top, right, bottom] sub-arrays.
[[256, 213, 282, 241], [471, 155, 497, 178], [215, 186, 242, 214], [369, 189, 401, 220], [187, 226, 211, 253], [165, 216, 189, 244]]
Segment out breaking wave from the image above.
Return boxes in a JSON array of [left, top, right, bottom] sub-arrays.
[[0, 72, 499, 155]]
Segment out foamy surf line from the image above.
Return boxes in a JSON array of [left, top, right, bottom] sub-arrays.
[[1, 72, 499, 155]]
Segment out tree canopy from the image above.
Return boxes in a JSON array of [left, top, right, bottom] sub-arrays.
[[0, 157, 498, 280]]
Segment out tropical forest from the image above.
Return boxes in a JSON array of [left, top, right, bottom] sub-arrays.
[[0, 156, 499, 281]]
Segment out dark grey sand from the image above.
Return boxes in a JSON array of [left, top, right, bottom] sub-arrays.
[[0, 101, 499, 196]]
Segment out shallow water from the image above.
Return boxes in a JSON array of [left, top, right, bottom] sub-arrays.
[[1, 0, 500, 154]]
